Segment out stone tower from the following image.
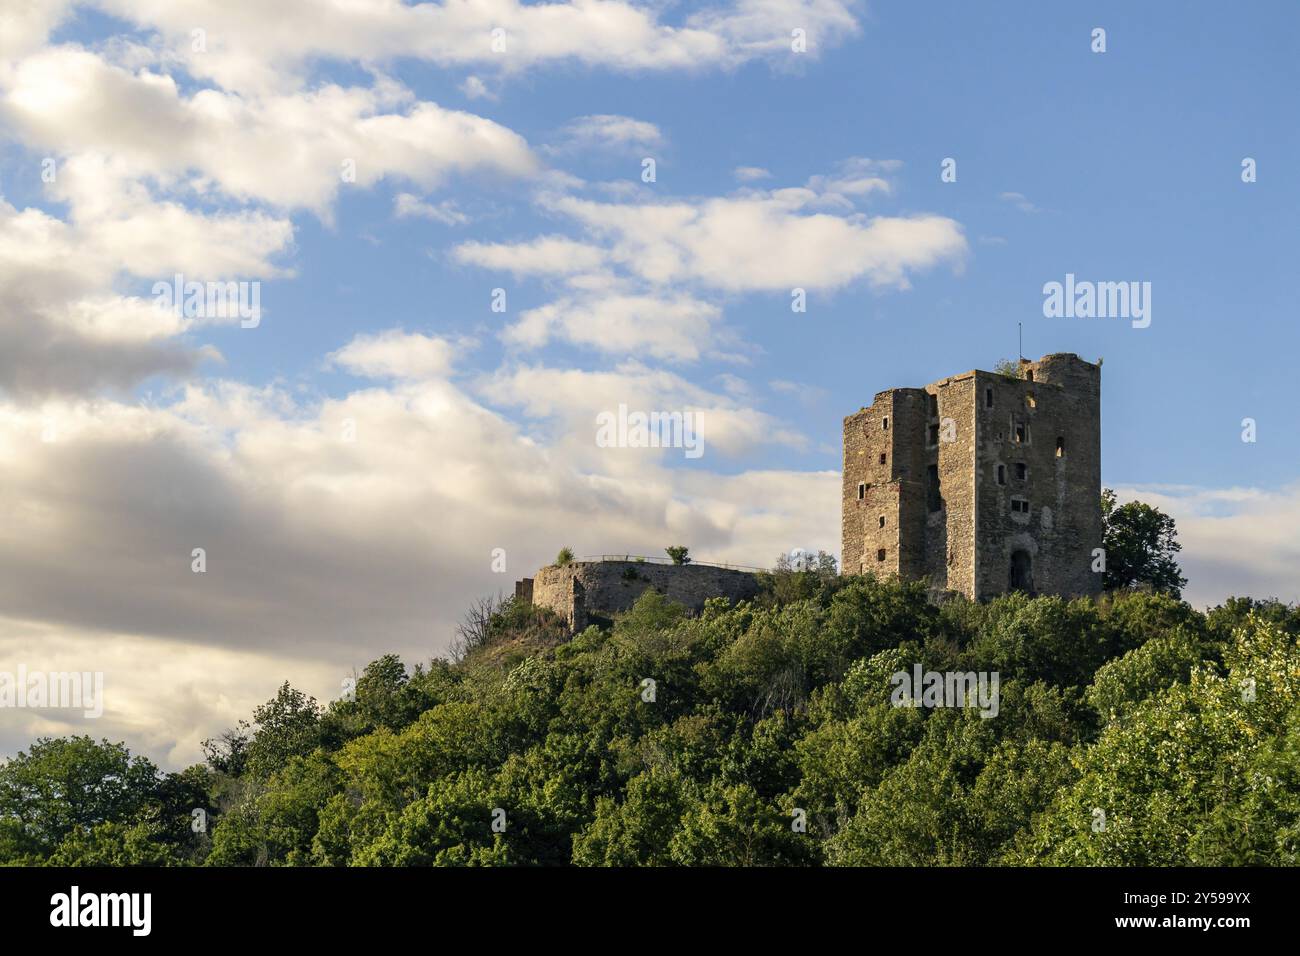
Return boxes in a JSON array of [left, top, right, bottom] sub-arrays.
[[841, 352, 1102, 601]]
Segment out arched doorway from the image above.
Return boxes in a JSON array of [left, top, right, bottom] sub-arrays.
[[1009, 550, 1033, 593]]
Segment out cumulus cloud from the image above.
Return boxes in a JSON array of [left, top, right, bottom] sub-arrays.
[[463, 164, 966, 294], [0, 179, 290, 395], [538, 192, 965, 291], [0, 620, 347, 769], [0, 350, 830, 766], [459, 75, 496, 100], [506, 293, 726, 361], [453, 235, 608, 275], [0, 0, 74, 62], [2, 47, 539, 215], [1111, 483, 1300, 610], [546, 114, 664, 155], [85, 0, 862, 93], [394, 193, 469, 225], [477, 359, 808, 461], [328, 330, 461, 380], [451, 161, 965, 364]]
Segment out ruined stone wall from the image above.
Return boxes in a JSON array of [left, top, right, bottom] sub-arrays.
[[926, 374, 977, 596], [842, 390, 921, 578], [524, 561, 763, 631], [842, 406, 871, 576], [972, 354, 1102, 600], [842, 352, 1101, 602], [890, 389, 930, 581]]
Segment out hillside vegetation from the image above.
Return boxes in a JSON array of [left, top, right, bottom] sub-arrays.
[[3, 571, 1298, 867]]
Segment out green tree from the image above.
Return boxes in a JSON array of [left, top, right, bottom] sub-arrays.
[[1101, 488, 1187, 597], [0, 737, 162, 863], [243, 683, 323, 782], [665, 546, 691, 565], [572, 769, 692, 865]]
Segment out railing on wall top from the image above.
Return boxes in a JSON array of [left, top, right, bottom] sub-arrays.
[[576, 555, 770, 573]]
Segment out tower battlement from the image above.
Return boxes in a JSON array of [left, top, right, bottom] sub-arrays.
[[842, 353, 1102, 601]]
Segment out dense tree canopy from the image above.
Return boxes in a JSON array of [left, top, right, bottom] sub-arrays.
[[1101, 488, 1188, 597], [3, 571, 1297, 866]]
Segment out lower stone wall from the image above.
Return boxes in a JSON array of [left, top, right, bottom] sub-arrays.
[[521, 560, 763, 631]]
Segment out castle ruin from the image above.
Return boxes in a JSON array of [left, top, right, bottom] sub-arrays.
[[516, 559, 762, 632], [515, 352, 1102, 631], [841, 352, 1102, 601]]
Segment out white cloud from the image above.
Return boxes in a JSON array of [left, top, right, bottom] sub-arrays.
[[0, 620, 346, 769], [1112, 483, 1300, 610], [459, 75, 496, 101], [2, 47, 539, 215], [526, 186, 966, 292], [329, 330, 461, 380], [394, 193, 470, 225], [0, 177, 291, 394], [85, 0, 862, 94], [546, 114, 664, 155], [477, 359, 807, 460], [0, 352, 830, 766], [999, 191, 1041, 214], [506, 293, 726, 361], [453, 235, 608, 275], [734, 165, 772, 181], [453, 162, 965, 367], [0, 0, 74, 62]]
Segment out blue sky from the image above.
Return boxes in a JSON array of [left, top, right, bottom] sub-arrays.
[[41, 0, 1294, 484], [0, 0, 1297, 764]]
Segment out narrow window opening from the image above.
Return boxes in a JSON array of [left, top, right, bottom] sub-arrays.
[[1026, 394, 1036, 409], [928, 423, 940, 446], [876, 549, 887, 562], [878, 515, 886, 528], [1015, 462, 1027, 481], [882, 416, 889, 431], [857, 482, 866, 500], [1014, 423, 1027, 444], [996, 464, 1006, 486], [926, 464, 942, 512], [927, 393, 938, 417], [879, 453, 887, 465], [985, 387, 994, 408], [1056, 436, 1065, 458]]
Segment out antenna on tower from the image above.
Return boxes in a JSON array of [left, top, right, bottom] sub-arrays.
[[1018, 322, 1023, 362]]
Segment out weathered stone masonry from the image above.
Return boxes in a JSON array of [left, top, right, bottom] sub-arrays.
[[511, 353, 1101, 632], [515, 560, 763, 632], [842, 352, 1103, 601]]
